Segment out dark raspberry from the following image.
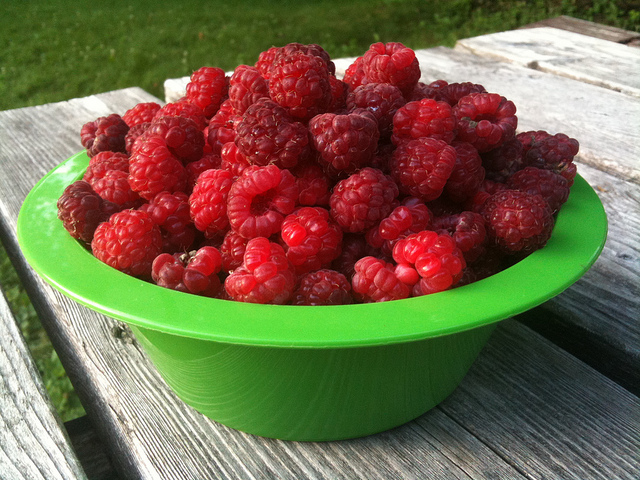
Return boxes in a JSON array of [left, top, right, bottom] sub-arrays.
[[291, 269, 352, 306], [520, 132, 579, 186], [189, 168, 234, 239], [406, 80, 449, 103], [390, 137, 457, 202], [331, 233, 380, 280], [125, 122, 150, 154], [391, 98, 456, 145], [481, 189, 554, 254], [309, 109, 380, 177], [439, 82, 487, 107], [328, 75, 348, 112], [219, 230, 249, 273], [228, 65, 269, 115], [433, 211, 487, 264], [207, 100, 242, 156], [227, 165, 298, 239], [80, 113, 129, 157], [346, 83, 406, 138], [507, 166, 570, 213], [122, 102, 162, 127], [481, 137, 524, 183], [185, 66, 229, 118], [343, 56, 367, 90], [370, 141, 395, 174], [464, 179, 509, 213], [453, 93, 517, 152], [329, 167, 399, 233], [152, 246, 223, 297], [224, 237, 295, 304], [186, 154, 222, 190], [444, 141, 485, 204], [140, 191, 196, 253], [91, 209, 163, 278], [145, 116, 205, 164], [154, 100, 208, 131], [280, 207, 343, 274], [516, 130, 552, 155], [235, 97, 311, 169], [220, 142, 251, 179], [361, 42, 420, 95], [290, 163, 332, 206], [352, 256, 410, 302]]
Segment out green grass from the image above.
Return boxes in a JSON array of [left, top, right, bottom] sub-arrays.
[[0, 0, 637, 422]]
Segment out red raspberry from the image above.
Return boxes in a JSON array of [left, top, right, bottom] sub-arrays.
[[329, 167, 399, 233], [125, 122, 150, 154], [507, 166, 570, 213], [465, 179, 509, 213], [129, 134, 188, 200], [140, 191, 196, 253], [520, 132, 579, 186], [80, 113, 129, 157], [145, 116, 205, 164], [290, 163, 332, 206], [453, 93, 517, 152], [91, 209, 163, 278], [84, 151, 129, 183], [235, 97, 311, 169], [516, 130, 552, 155], [189, 168, 234, 239], [227, 165, 298, 239], [83, 152, 140, 208], [228, 65, 269, 115], [352, 256, 410, 303], [268, 52, 332, 121], [280, 207, 343, 274], [206, 100, 242, 156], [255, 46, 280, 79], [256, 43, 335, 80], [224, 237, 295, 304], [308, 109, 380, 177], [152, 246, 223, 297], [57, 180, 118, 244], [291, 269, 352, 306], [392, 230, 466, 295], [328, 75, 348, 112], [185, 66, 229, 118], [186, 154, 222, 189], [343, 56, 367, 90], [370, 199, 432, 255], [481, 189, 554, 254], [220, 142, 251, 179], [443, 141, 485, 203], [361, 42, 420, 95], [391, 98, 456, 145], [439, 82, 487, 107], [433, 211, 487, 264], [331, 233, 381, 280], [481, 137, 524, 183], [154, 100, 208, 131], [346, 83, 406, 138], [220, 230, 249, 273], [390, 137, 457, 202], [122, 102, 162, 127], [406, 80, 449, 102]]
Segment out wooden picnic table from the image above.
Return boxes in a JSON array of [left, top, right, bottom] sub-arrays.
[[1, 19, 639, 480]]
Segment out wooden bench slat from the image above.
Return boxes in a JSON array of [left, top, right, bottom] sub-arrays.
[[519, 15, 640, 45]]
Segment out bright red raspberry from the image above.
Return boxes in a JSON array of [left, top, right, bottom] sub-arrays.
[[309, 109, 380, 177], [152, 246, 223, 297], [80, 114, 129, 157], [507, 166, 570, 213], [122, 102, 162, 127], [268, 52, 332, 121], [291, 269, 352, 305], [154, 100, 208, 131], [228, 65, 269, 115], [185, 66, 229, 118], [91, 209, 163, 278], [433, 211, 487, 264], [83, 151, 140, 208], [140, 191, 196, 253], [290, 163, 332, 206], [125, 122, 150, 154], [207, 100, 242, 156], [189, 168, 234, 239], [219, 230, 249, 273], [220, 142, 251, 179], [392, 230, 466, 295], [444, 141, 485, 203], [520, 132, 579, 186], [453, 93, 517, 152], [84, 151, 130, 183], [361, 42, 420, 95], [145, 116, 205, 164], [391, 98, 456, 145], [481, 189, 554, 254], [343, 56, 367, 90], [481, 137, 524, 183], [227, 165, 298, 239], [370, 199, 432, 255], [186, 154, 222, 189], [224, 237, 295, 304], [346, 83, 406, 138], [235, 97, 311, 169], [352, 256, 410, 303], [255, 46, 280, 79], [57, 180, 118, 244], [280, 207, 343, 274], [329, 167, 399, 233], [390, 137, 457, 201]]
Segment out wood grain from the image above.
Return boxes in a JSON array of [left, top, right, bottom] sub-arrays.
[[519, 15, 640, 45]]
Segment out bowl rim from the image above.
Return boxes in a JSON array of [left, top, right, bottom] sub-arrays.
[[17, 151, 608, 348]]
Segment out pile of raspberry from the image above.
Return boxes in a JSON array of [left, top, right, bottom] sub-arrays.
[[58, 41, 579, 305]]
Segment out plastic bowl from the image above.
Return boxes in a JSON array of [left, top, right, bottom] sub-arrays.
[[17, 151, 607, 441]]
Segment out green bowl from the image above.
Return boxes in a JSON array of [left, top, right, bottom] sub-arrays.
[[17, 151, 607, 441]]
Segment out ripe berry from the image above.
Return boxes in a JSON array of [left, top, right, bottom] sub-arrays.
[[122, 102, 162, 127], [346, 83, 406, 138], [207, 100, 242, 156], [444, 141, 485, 203], [228, 65, 269, 115], [481, 137, 524, 183], [220, 142, 251, 179], [433, 211, 487, 264], [153, 100, 208, 131], [391, 98, 456, 145], [185, 66, 229, 118], [219, 230, 249, 273], [361, 42, 420, 95], [291, 269, 352, 305], [290, 162, 332, 206], [507, 166, 570, 214], [80, 114, 129, 157], [189, 168, 234, 239], [145, 115, 205, 164], [140, 191, 196, 253], [352, 256, 410, 302], [519, 131, 579, 186], [343, 56, 367, 90], [152, 246, 223, 297]]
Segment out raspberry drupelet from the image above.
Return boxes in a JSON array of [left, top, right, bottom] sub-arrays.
[[291, 269, 352, 306], [83, 151, 141, 209], [220, 142, 251, 179], [290, 162, 332, 206], [391, 98, 456, 145], [219, 230, 249, 273], [189, 168, 234, 239], [80, 113, 129, 157], [152, 246, 223, 297], [185, 66, 229, 118], [352, 256, 411, 302], [369, 199, 433, 255]]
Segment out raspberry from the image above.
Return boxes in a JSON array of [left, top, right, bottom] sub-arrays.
[[290, 163, 331, 206], [207, 100, 242, 156], [291, 269, 352, 305], [406, 80, 449, 102], [140, 191, 196, 253], [129, 133, 188, 200], [439, 82, 487, 107], [352, 256, 410, 302], [152, 246, 223, 297], [122, 102, 162, 127], [57, 180, 118, 244], [255, 46, 280, 79], [370, 141, 395, 174], [235, 97, 311, 169], [391, 98, 456, 145], [186, 153, 222, 189], [145, 116, 205, 164], [392, 230, 466, 295], [224, 237, 295, 304], [329, 167, 399, 233], [507, 166, 570, 213], [256, 43, 335, 80], [371, 199, 432, 255], [516, 130, 551, 155], [361, 42, 420, 95], [154, 100, 208, 131], [481, 189, 554, 254], [91, 209, 163, 278], [343, 56, 367, 90], [390, 137, 457, 202], [220, 142, 251, 179], [219, 230, 249, 273], [189, 168, 234, 239], [444, 141, 485, 203], [227, 165, 298, 239], [280, 207, 343, 274], [433, 211, 487, 264], [346, 83, 406, 138], [520, 132, 579, 186], [465, 179, 509, 213], [268, 52, 332, 121], [125, 122, 150, 154], [80, 113, 129, 157], [328, 76, 348, 112], [308, 109, 380, 177], [84, 151, 130, 183], [481, 137, 524, 183], [83, 151, 140, 208], [185, 66, 229, 118], [453, 93, 517, 152], [228, 65, 269, 115], [331, 233, 380, 280]]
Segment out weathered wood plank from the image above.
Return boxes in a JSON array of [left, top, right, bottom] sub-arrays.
[[520, 15, 640, 45], [0, 285, 88, 479]]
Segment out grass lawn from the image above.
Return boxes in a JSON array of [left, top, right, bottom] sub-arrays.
[[0, 0, 637, 422]]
